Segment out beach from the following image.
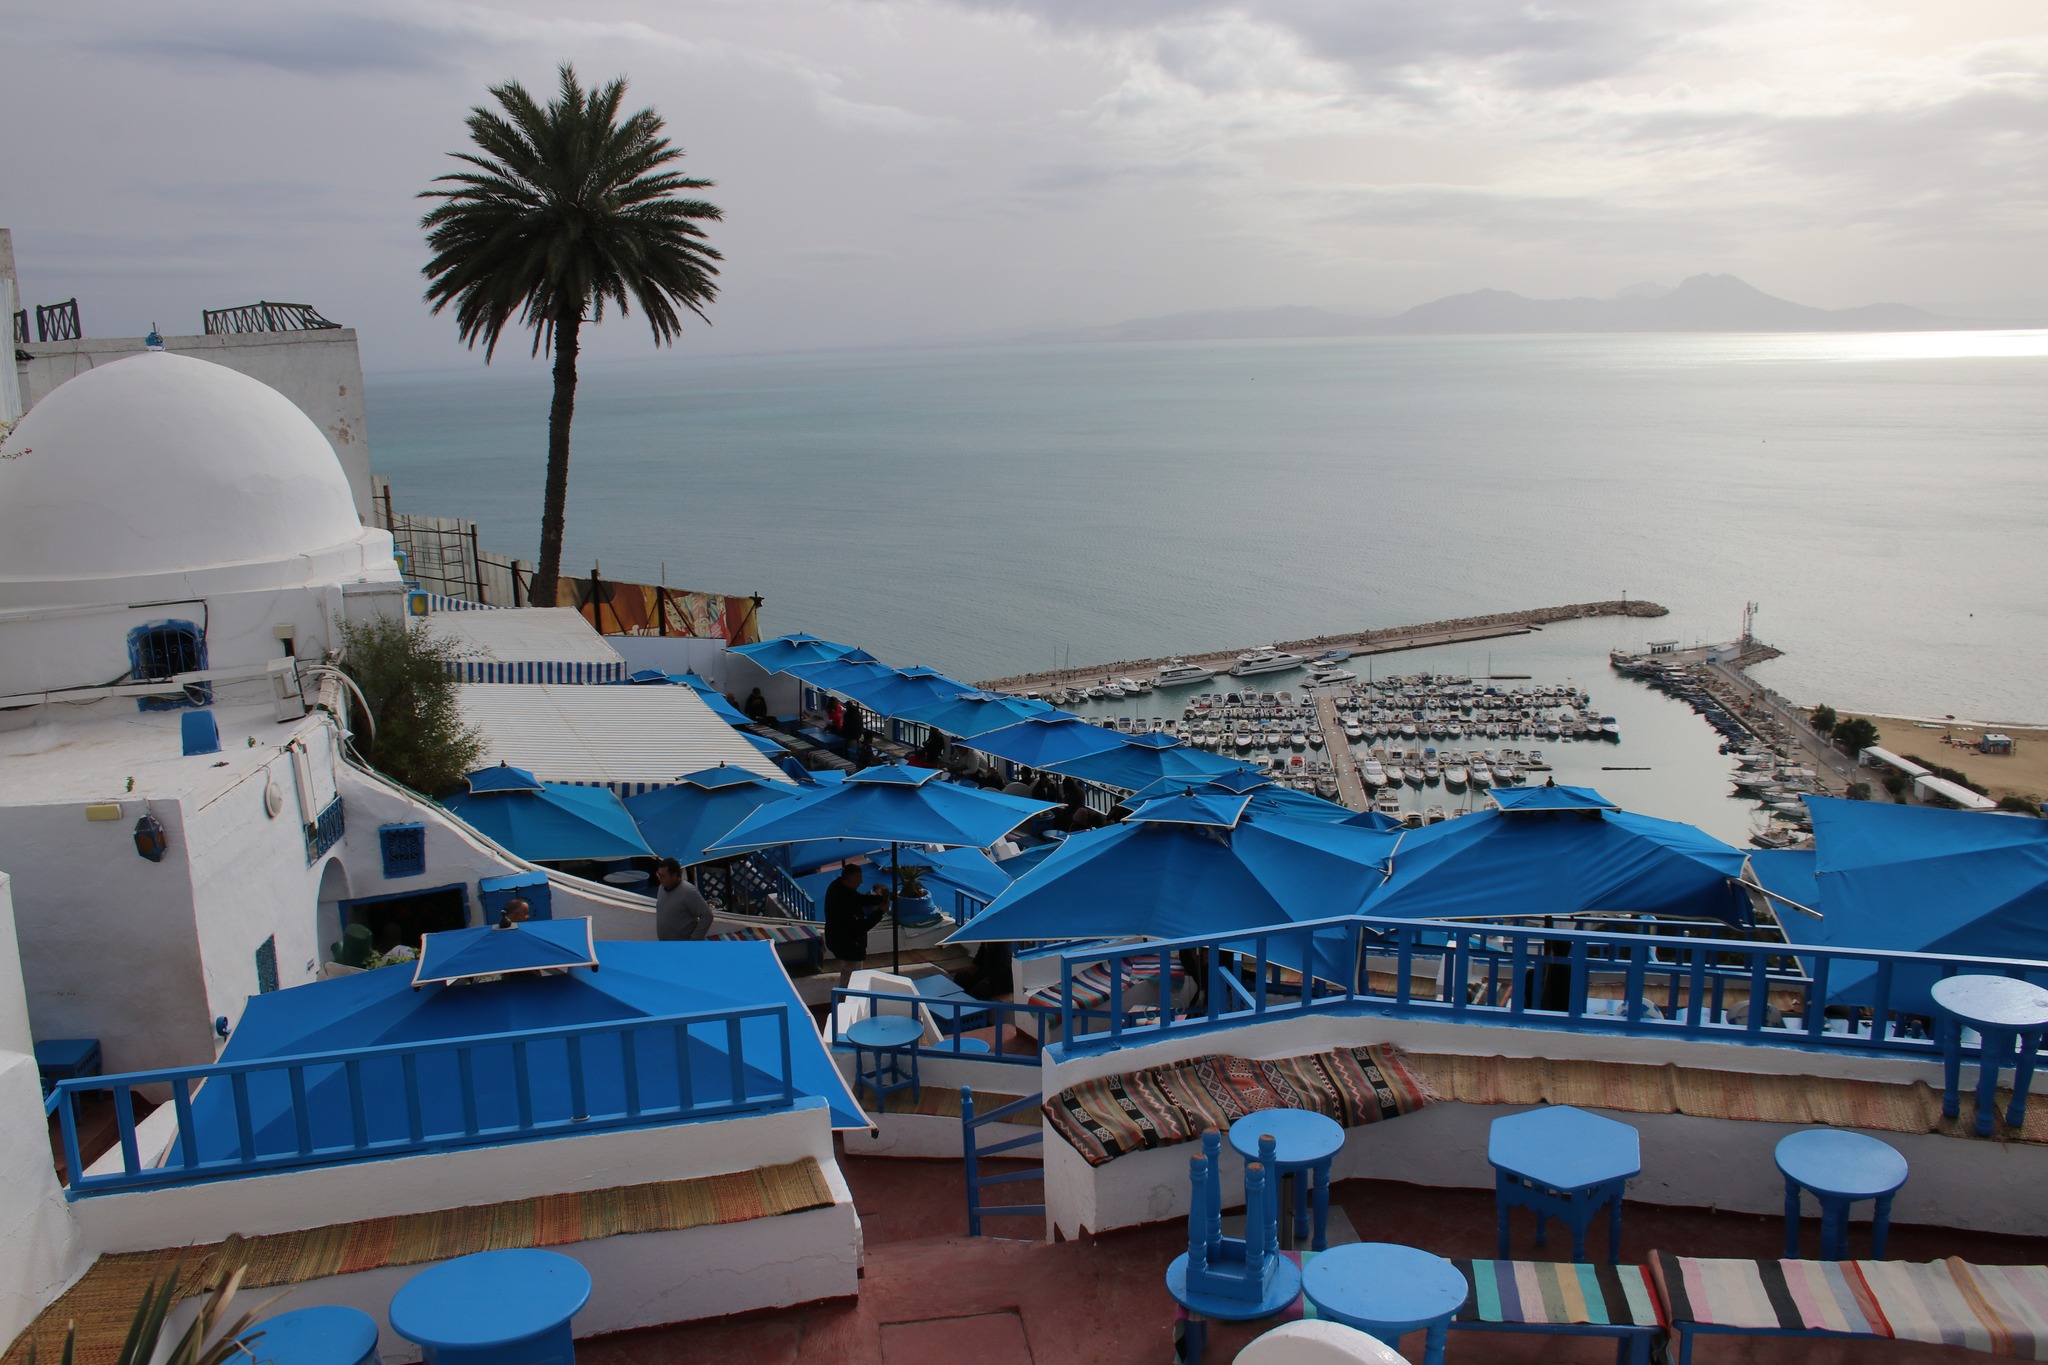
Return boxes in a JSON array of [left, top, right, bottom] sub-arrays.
[[1857, 716, 2048, 806]]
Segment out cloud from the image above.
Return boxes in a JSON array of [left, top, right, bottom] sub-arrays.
[[95, 7, 474, 75]]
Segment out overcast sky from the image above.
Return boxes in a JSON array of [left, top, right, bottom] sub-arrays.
[[5, 0, 2043, 371]]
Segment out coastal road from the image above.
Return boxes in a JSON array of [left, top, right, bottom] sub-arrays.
[[1705, 660, 1858, 795]]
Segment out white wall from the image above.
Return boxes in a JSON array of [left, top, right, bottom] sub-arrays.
[[16, 331, 373, 521], [0, 874, 90, 1350], [608, 640, 797, 717], [72, 1097, 842, 1250]]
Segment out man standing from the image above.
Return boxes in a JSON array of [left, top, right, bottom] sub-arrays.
[[825, 863, 892, 985], [743, 687, 770, 723], [653, 858, 715, 941]]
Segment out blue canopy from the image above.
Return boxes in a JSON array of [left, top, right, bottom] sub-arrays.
[[726, 633, 862, 675], [177, 939, 866, 1169], [1491, 785, 1621, 813], [1047, 734, 1248, 793], [705, 764, 1055, 856], [413, 918, 597, 985], [967, 715, 1130, 769], [1340, 809, 1409, 832], [465, 763, 544, 794], [1776, 798, 2048, 1013], [834, 666, 978, 718], [1126, 771, 1356, 824], [738, 730, 793, 759], [908, 845, 1016, 905], [784, 657, 901, 697], [951, 806, 1400, 943], [625, 766, 804, 868], [894, 692, 1061, 738], [1126, 790, 1255, 828], [671, 673, 751, 725], [444, 778, 653, 864], [1360, 804, 1752, 927]]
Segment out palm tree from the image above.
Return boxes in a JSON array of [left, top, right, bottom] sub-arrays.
[[420, 64, 721, 607]]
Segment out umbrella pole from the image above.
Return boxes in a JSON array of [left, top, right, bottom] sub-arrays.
[[890, 842, 902, 973]]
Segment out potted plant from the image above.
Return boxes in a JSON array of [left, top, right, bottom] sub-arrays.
[[893, 863, 940, 927]]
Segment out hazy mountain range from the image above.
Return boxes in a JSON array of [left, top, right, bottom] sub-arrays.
[[1004, 274, 1987, 345]]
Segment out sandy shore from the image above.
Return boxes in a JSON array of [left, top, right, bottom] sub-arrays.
[[1848, 715, 2048, 805]]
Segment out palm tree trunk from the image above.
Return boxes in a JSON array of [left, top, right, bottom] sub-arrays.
[[529, 307, 583, 607]]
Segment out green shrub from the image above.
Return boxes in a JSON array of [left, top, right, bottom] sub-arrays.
[[1996, 795, 2042, 817], [1832, 717, 1879, 755], [1811, 704, 1838, 736], [335, 617, 486, 796]]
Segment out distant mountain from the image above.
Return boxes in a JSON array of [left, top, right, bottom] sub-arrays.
[[1017, 305, 1393, 345], [1384, 274, 1946, 334]]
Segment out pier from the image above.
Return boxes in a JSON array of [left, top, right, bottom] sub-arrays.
[[1315, 693, 1370, 811], [980, 599, 1667, 693]]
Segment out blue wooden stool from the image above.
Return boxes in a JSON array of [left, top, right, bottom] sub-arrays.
[[389, 1249, 591, 1365], [34, 1039, 102, 1097], [1167, 1132, 1300, 1365], [844, 1014, 922, 1107], [1229, 1110, 1345, 1251], [237, 1306, 379, 1365], [1932, 975, 2048, 1137], [1776, 1129, 1908, 1260], [1302, 1243, 1469, 1365], [1488, 1105, 1640, 1264]]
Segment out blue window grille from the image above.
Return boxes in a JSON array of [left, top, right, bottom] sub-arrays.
[[254, 936, 279, 994], [379, 823, 427, 879], [304, 796, 345, 863], [127, 620, 210, 711]]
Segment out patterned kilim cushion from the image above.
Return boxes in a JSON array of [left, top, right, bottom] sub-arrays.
[[1651, 1252, 2048, 1359], [1043, 1067, 1195, 1166], [1455, 1259, 1663, 1328], [1045, 1045, 1436, 1166]]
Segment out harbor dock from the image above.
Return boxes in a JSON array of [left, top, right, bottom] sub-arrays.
[[980, 598, 1666, 693], [1315, 692, 1370, 810]]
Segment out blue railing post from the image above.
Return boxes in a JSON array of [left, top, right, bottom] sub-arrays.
[[961, 1086, 982, 1237]]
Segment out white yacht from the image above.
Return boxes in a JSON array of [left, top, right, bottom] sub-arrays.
[[1116, 675, 1152, 696], [1154, 659, 1216, 687], [1230, 646, 1308, 677], [1308, 666, 1357, 686], [1444, 764, 1469, 789]]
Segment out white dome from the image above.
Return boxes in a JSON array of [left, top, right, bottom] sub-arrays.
[[0, 352, 366, 585]]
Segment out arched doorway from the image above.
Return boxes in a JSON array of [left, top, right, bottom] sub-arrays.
[[315, 857, 351, 967]]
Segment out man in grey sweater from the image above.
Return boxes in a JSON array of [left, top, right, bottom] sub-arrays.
[[653, 858, 716, 940]]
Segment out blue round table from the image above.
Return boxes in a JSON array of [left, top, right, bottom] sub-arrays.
[[844, 1014, 923, 1108], [1301, 1243, 1468, 1365], [1932, 975, 2048, 1137], [237, 1306, 380, 1365], [1229, 1109, 1345, 1251], [389, 1249, 591, 1365], [1775, 1129, 1908, 1260], [1488, 1104, 1640, 1263], [1166, 1250, 1302, 1365]]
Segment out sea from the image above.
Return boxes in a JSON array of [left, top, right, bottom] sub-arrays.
[[368, 330, 2048, 845]]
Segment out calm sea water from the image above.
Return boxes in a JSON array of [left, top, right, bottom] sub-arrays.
[[368, 330, 2048, 738]]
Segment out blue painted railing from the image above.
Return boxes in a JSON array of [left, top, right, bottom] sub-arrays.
[[1050, 914, 2048, 1062], [961, 1086, 1043, 1237], [53, 1004, 797, 1197], [828, 988, 1057, 1066]]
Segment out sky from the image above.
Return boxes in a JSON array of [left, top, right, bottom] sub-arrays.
[[4, 0, 2044, 371]]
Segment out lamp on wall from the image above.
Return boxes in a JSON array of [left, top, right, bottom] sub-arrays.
[[133, 813, 168, 862]]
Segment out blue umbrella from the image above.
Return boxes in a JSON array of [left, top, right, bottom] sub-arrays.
[[1125, 790, 1255, 827], [177, 937, 865, 1169], [950, 803, 1400, 944], [1491, 785, 1621, 813], [896, 692, 1062, 738], [625, 766, 805, 868], [670, 673, 752, 725], [968, 715, 1131, 769], [784, 657, 900, 696], [465, 763, 545, 794], [444, 773, 653, 864], [1775, 798, 2048, 1014], [1361, 801, 1752, 927], [413, 919, 597, 984], [1127, 771, 1354, 824], [726, 632, 862, 675], [706, 765, 1055, 969], [1047, 733, 1249, 793], [1340, 809, 1408, 832], [835, 666, 978, 718]]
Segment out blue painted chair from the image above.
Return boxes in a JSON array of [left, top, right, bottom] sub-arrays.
[[237, 1306, 380, 1365], [34, 1039, 101, 1097], [1488, 1105, 1640, 1264], [389, 1248, 591, 1365], [1166, 1131, 1302, 1365]]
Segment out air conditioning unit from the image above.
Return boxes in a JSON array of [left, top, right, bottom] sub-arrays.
[[269, 656, 306, 722]]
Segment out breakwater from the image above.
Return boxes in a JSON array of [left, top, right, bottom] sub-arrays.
[[979, 599, 1668, 692]]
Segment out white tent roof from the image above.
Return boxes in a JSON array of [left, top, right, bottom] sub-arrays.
[[424, 608, 627, 682], [455, 683, 789, 793]]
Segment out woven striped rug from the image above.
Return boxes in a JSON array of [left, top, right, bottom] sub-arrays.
[[5, 1158, 834, 1365]]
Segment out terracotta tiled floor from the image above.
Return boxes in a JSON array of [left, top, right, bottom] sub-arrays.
[[578, 1151, 2048, 1365]]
